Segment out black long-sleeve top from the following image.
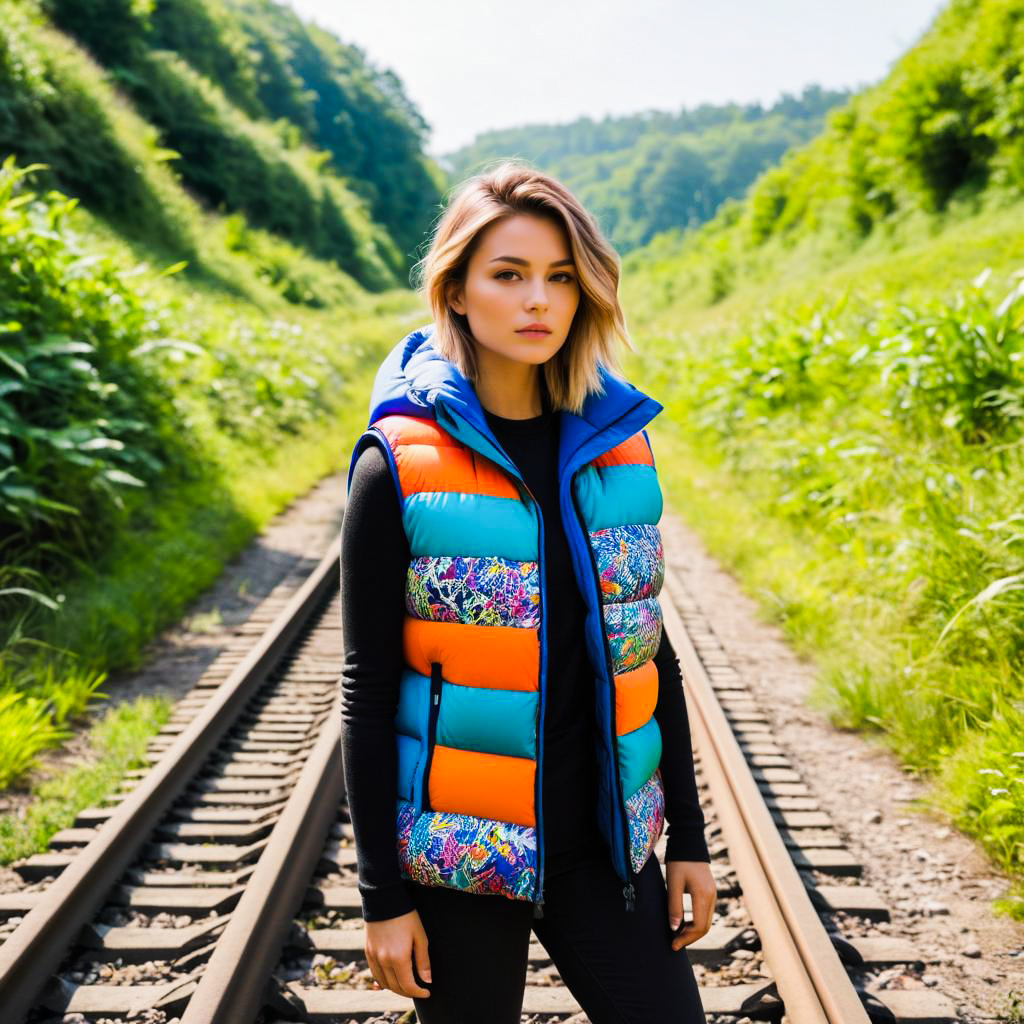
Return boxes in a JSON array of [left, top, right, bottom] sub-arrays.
[[340, 403, 710, 922]]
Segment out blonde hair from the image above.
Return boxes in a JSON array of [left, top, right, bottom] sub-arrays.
[[411, 159, 634, 415]]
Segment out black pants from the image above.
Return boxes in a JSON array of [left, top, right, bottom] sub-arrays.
[[407, 851, 704, 1023]]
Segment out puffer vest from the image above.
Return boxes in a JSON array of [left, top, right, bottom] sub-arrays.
[[347, 324, 668, 916]]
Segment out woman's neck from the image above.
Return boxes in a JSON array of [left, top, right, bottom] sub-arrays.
[[473, 345, 546, 420]]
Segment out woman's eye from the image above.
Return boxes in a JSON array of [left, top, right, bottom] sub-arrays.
[[494, 270, 575, 282]]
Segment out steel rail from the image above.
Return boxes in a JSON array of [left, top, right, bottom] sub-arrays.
[[661, 563, 871, 1024], [0, 537, 342, 1023], [181, 693, 344, 1022]]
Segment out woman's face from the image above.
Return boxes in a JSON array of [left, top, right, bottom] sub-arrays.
[[449, 213, 581, 368]]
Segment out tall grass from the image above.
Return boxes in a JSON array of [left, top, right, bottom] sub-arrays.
[[632, 265, 1024, 915], [0, 694, 171, 863]]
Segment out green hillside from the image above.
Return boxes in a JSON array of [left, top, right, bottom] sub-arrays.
[[6, 0, 446, 287], [0, 0, 436, 808], [619, 0, 1024, 918], [441, 85, 851, 253]]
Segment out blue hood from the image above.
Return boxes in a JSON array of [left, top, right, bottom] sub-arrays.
[[351, 322, 664, 488]]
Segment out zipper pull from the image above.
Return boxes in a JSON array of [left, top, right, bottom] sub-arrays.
[[623, 882, 636, 913], [433, 692, 439, 705], [533, 893, 545, 919]]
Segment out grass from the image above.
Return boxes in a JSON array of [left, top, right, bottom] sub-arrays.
[[624, 201, 1024, 919], [0, 694, 172, 864]]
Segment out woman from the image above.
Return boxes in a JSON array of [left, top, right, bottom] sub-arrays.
[[340, 160, 716, 1023]]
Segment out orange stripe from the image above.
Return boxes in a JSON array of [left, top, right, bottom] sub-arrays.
[[592, 433, 654, 469], [394, 443, 520, 498], [428, 745, 535, 826], [404, 617, 539, 692], [614, 659, 658, 735], [374, 414, 521, 499], [374, 415, 458, 449]]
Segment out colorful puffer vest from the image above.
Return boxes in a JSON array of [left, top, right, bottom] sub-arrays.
[[347, 324, 668, 915]]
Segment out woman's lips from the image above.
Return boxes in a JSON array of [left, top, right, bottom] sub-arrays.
[[517, 329, 551, 337]]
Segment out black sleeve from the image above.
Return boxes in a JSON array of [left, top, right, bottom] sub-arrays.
[[653, 627, 712, 863], [339, 439, 417, 921]]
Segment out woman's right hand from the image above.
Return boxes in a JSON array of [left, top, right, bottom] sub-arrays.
[[365, 909, 432, 998]]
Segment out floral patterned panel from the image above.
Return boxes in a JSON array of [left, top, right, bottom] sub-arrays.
[[591, 523, 664, 603], [396, 800, 538, 900], [604, 596, 662, 674], [405, 555, 540, 628], [625, 768, 666, 874]]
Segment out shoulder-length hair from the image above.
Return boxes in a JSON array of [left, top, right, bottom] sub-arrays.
[[411, 159, 634, 415]]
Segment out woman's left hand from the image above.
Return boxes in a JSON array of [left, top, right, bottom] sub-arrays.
[[665, 860, 716, 951]]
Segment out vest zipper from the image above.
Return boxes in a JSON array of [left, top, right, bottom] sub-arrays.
[[444, 422, 548, 915], [517, 478, 548, 918], [570, 473, 638, 913], [422, 661, 443, 812]]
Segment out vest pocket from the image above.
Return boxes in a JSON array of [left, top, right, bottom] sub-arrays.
[[421, 661, 444, 811]]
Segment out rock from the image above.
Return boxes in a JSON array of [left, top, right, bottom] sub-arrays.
[[960, 943, 982, 958], [863, 809, 882, 824]]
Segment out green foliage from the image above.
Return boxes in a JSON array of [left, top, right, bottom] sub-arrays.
[[42, 0, 153, 66], [114, 48, 398, 286], [222, 213, 362, 307], [149, 0, 263, 117], [869, 268, 1024, 443], [0, 647, 108, 788], [0, 694, 170, 862], [0, 155, 392, 657], [35, 0, 441, 276], [0, 157, 189, 560], [0, 0, 198, 253], [636, 264, 1024, 903], [625, 0, 1024, 302]]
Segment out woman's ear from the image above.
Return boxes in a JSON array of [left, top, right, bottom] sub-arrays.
[[448, 281, 466, 316]]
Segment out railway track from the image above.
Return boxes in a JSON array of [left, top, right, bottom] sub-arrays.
[[0, 533, 961, 1023]]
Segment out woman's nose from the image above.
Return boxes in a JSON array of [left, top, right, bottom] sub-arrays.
[[526, 285, 549, 311]]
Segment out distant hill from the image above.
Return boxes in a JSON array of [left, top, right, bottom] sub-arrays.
[[440, 85, 851, 253], [620, 0, 1019, 309]]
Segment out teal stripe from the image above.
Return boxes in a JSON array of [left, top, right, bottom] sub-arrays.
[[395, 670, 430, 809], [618, 717, 662, 799], [404, 492, 537, 559], [395, 670, 430, 740], [574, 464, 662, 531], [438, 682, 538, 760], [396, 733, 420, 804]]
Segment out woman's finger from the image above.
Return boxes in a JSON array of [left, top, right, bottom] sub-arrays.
[[381, 960, 403, 995], [395, 957, 431, 998], [365, 950, 385, 990], [666, 874, 686, 931], [673, 881, 715, 949]]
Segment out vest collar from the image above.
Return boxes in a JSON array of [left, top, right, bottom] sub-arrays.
[[365, 323, 664, 479]]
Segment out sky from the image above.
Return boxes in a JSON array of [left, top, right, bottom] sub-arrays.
[[285, 0, 947, 159]]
